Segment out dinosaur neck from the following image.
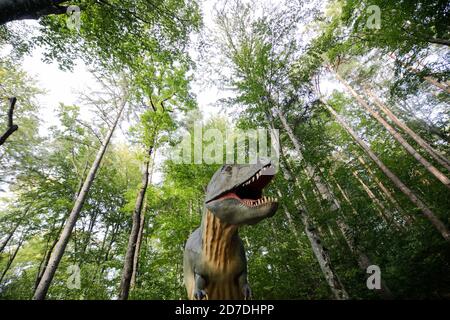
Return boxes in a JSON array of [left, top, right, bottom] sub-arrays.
[[202, 209, 238, 271]]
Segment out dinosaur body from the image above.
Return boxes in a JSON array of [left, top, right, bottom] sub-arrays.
[[184, 159, 278, 300]]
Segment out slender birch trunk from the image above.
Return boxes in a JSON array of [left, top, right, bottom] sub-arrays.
[[323, 101, 450, 242], [335, 220, 394, 299], [281, 187, 349, 300], [326, 176, 394, 298], [352, 170, 402, 229], [365, 88, 450, 171], [34, 228, 63, 290], [0, 222, 20, 254], [272, 111, 349, 299], [130, 200, 147, 289], [33, 93, 128, 300], [388, 53, 450, 93], [357, 156, 414, 224], [118, 146, 152, 300], [0, 232, 26, 284], [0, 206, 30, 253], [282, 158, 395, 299], [276, 106, 395, 298], [331, 70, 450, 189]]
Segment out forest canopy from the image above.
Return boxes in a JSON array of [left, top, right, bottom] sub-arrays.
[[0, 0, 449, 300]]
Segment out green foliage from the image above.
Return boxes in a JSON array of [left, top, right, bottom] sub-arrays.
[[1, 0, 449, 301]]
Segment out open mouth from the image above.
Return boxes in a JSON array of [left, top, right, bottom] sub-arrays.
[[209, 164, 278, 207]]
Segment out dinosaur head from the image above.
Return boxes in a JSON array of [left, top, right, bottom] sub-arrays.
[[205, 158, 278, 225]]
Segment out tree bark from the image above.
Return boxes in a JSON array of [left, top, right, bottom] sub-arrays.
[[269, 109, 348, 299], [335, 220, 394, 299], [0, 233, 26, 284], [0, 0, 68, 25], [332, 70, 450, 189], [388, 53, 450, 93], [323, 101, 450, 242], [118, 146, 152, 300], [130, 201, 146, 289], [365, 88, 450, 171], [300, 209, 349, 300], [427, 37, 450, 47], [278, 185, 349, 300], [275, 105, 396, 298], [357, 156, 414, 224], [0, 220, 21, 253], [0, 97, 18, 146], [32, 93, 128, 300], [330, 177, 394, 299], [352, 170, 402, 229]]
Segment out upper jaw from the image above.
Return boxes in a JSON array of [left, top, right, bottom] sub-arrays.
[[206, 162, 278, 206]]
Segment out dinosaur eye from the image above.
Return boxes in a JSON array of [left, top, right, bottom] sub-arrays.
[[222, 165, 233, 173]]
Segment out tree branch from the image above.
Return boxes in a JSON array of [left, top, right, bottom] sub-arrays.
[[427, 37, 450, 47], [0, 0, 69, 25], [0, 97, 18, 146]]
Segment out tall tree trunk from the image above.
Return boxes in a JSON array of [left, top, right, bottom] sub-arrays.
[[0, 233, 26, 284], [278, 186, 349, 300], [275, 109, 337, 207], [0, 0, 68, 25], [98, 222, 120, 278], [130, 201, 146, 289], [330, 177, 395, 299], [0, 205, 31, 253], [300, 210, 348, 300], [282, 156, 395, 299], [364, 88, 450, 171], [275, 106, 396, 298], [0, 218, 22, 253], [323, 101, 450, 242], [388, 53, 450, 93], [79, 210, 99, 260], [335, 220, 394, 299], [352, 171, 402, 229], [118, 146, 152, 300], [271, 110, 349, 299], [33, 213, 70, 290], [33, 94, 128, 300], [131, 149, 156, 288], [357, 156, 414, 224], [331, 70, 450, 189], [276, 190, 301, 245]]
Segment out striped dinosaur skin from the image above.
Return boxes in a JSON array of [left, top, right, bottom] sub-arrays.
[[183, 159, 278, 300], [201, 209, 241, 299]]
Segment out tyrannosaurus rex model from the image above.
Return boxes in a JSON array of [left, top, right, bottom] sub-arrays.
[[183, 159, 279, 300]]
